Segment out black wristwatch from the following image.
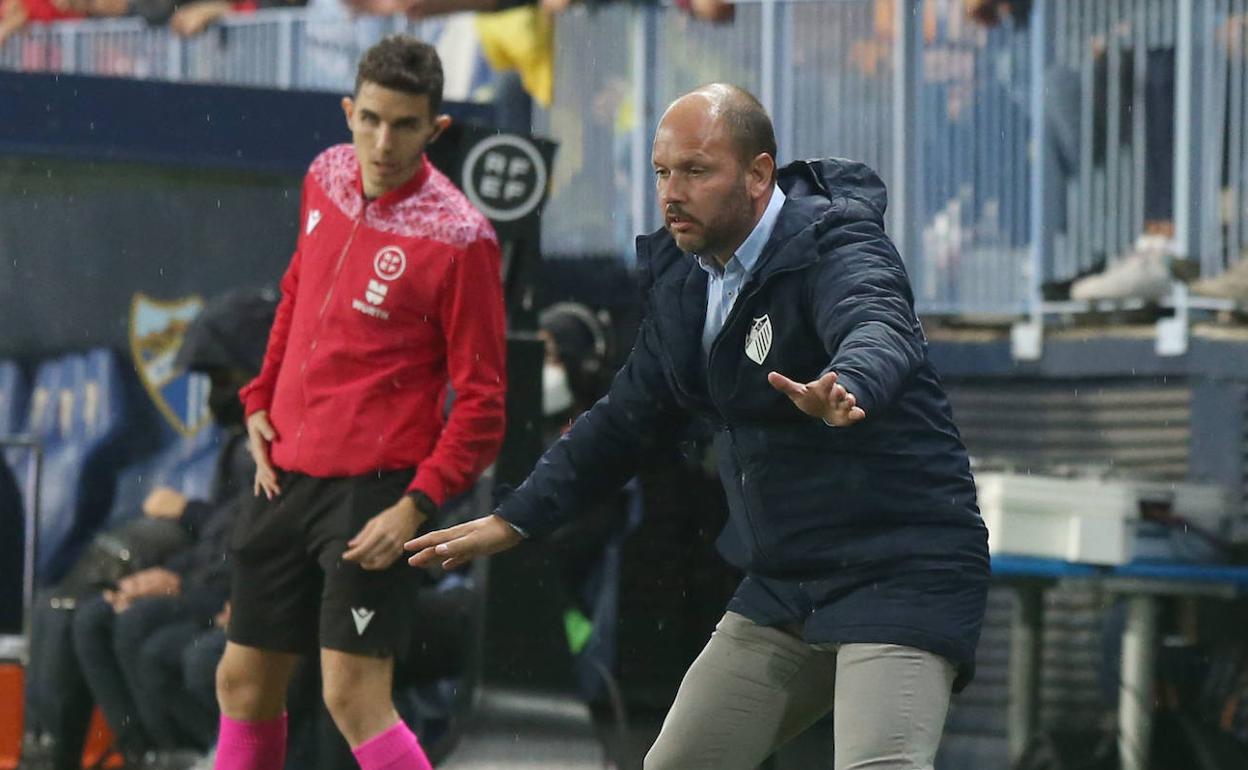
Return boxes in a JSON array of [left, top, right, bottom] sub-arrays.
[[405, 490, 439, 521]]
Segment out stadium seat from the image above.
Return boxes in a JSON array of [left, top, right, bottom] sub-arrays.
[[0, 361, 25, 439], [104, 423, 223, 530]]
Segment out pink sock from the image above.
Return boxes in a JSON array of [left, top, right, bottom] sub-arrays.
[[213, 713, 288, 770], [351, 721, 432, 770]]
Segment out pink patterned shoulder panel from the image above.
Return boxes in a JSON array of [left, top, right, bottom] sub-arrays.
[[310, 144, 497, 249]]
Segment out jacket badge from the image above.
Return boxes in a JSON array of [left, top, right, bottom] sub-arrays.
[[744, 314, 773, 365], [374, 246, 407, 281]]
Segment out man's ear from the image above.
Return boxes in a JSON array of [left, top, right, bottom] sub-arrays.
[[341, 96, 355, 129], [750, 152, 776, 196], [428, 113, 453, 144]]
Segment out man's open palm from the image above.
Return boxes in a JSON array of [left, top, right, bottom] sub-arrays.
[[767, 370, 866, 427]]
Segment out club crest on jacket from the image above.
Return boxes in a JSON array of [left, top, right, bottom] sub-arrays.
[[745, 314, 773, 365]]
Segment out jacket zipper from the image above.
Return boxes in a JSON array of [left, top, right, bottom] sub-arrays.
[[704, 259, 811, 568], [294, 206, 365, 462]]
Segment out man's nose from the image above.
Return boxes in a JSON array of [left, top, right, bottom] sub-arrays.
[[659, 177, 685, 208], [375, 124, 392, 151]]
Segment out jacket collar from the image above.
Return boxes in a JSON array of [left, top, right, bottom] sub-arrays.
[[693, 184, 786, 278], [639, 192, 827, 292], [637, 191, 825, 408], [353, 154, 432, 209]]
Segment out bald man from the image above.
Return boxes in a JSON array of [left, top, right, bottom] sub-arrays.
[[406, 84, 989, 770]]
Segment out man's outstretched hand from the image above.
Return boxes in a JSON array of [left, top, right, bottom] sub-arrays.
[[405, 514, 524, 571], [767, 370, 866, 427]]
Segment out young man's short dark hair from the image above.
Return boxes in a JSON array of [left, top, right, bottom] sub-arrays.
[[355, 34, 444, 112]]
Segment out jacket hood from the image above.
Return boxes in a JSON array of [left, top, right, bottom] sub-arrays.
[[777, 157, 888, 225]]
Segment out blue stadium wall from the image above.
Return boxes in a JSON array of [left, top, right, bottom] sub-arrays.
[[0, 71, 491, 359]]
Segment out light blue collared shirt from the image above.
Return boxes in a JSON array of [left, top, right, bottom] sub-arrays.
[[695, 185, 787, 358]]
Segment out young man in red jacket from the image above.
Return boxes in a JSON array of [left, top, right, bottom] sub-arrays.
[[212, 35, 507, 770]]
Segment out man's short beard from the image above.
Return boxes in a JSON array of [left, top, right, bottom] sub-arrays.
[[700, 191, 754, 258]]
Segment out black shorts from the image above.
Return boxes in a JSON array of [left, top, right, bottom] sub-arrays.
[[227, 468, 417, 657]]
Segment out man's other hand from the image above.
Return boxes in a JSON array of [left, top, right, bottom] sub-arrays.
[[143, 487, 188, 520], [247, 410, 282, 500], [767, 370, 866, 427], [343, 496, 427, 571], [404, 514, 523, 571]]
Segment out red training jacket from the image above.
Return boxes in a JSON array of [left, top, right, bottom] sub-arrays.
[[240, 144, 507, 505]]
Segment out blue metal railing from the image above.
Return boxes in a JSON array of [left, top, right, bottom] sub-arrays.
[[3, 0, 1241, 318]]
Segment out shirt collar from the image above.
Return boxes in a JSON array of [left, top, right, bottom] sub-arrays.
[[353, 154, 432, 207], [695, 184, 787, 276]]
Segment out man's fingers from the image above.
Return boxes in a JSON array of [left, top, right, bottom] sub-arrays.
[[346, 520, 370, 550], [404, 521, 472, 552], [366, 554, 399, 571], [405, 516, 516, 569], [254, 470, 278, 500], [342, 526, 381, 562], [249, 413, 277, 442], [345, 532, 403, 570], [407, 548, 440, 567], [767, 371, 807, 398], [432, 532, 478, 560], [253, 460, 281, 499], [824, 405, 867, 427], [407, 535, 475, 570], [809, 371, 839, 395]]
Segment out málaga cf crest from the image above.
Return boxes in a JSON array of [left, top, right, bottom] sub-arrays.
[[129, 293, 210, 436], [744, 314, 773, 365]]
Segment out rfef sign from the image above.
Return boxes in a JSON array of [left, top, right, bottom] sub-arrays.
[[462, 134, 549, 223]]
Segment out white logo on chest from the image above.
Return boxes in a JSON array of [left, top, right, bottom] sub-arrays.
[[374, 246, 407, 281], [352, 278, 392, 320], [744, 314, 773, 365], [306, 210, 322, 235]]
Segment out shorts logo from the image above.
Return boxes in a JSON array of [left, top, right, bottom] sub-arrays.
[[374, 246, 406, 281], [351, 607, 375, 636], [744, 314, 773, 365]]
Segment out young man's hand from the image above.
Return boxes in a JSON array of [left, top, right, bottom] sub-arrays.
[[247, 410, 282, 499], [767, 370, 867, 427], [142, 486, 188, 520], [404, 514, 523, 571], [107, 567, 182, 612], [343, 496, 426, 571]]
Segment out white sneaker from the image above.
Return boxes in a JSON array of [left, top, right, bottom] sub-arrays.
[[1190, 254, 1248, 300], [1070, 235, 1173, 301]]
